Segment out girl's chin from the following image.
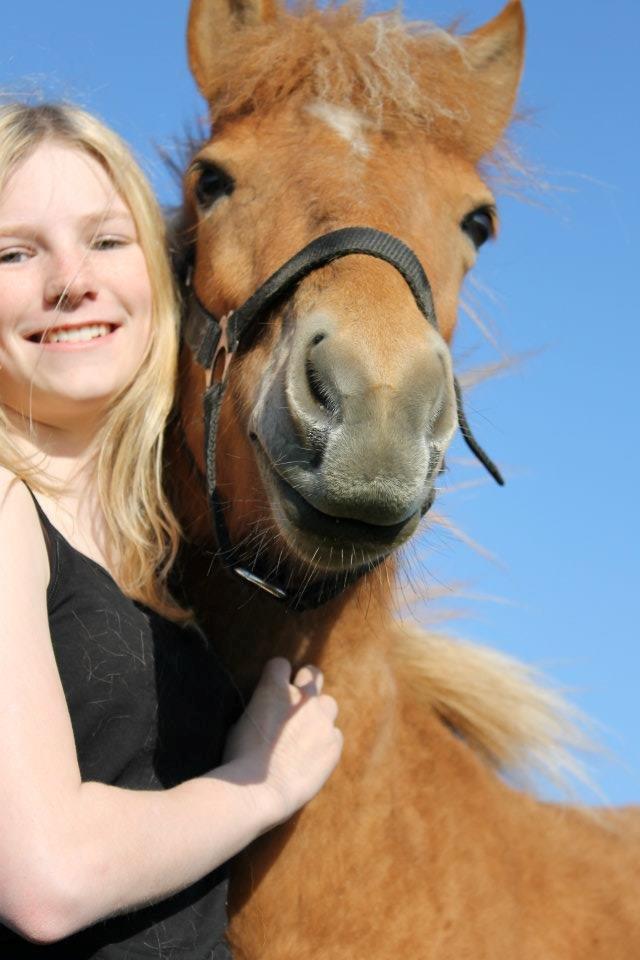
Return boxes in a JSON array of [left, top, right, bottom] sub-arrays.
[[2, 384, 131, 427]]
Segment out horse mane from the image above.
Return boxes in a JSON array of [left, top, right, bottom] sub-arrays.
[[204, 1, 493, 157], [390, 620, 595, 792]]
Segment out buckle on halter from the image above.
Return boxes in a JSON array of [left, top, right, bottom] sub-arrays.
[[232, 565, 288, 600], [207, 311, 235, 389]]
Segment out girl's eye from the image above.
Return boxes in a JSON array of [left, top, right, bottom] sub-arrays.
[[92, 236, 128, 251], [0, 248, 29, 264], [461, 207, 496, 250]]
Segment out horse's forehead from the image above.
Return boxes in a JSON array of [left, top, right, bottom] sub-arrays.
[[304, 100, 372, 157], [192, 108, 492, 254], [212, 108, 484, 188]]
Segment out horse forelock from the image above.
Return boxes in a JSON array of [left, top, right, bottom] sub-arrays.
[[204, 2, 481, 148]]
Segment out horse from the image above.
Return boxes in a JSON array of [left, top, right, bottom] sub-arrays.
[[167, 0, 640, 955]]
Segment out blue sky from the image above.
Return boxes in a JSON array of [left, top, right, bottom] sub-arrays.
[[2, 1, 638, 803]]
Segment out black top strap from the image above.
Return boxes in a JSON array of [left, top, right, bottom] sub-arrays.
[[185, 227, 437, 368]]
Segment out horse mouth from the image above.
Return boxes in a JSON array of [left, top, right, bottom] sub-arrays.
[[253, 441, 422, 567]]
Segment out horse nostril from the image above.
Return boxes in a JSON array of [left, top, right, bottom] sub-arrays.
[[429, 389, 456, 447], [305, 358, 336, 414]]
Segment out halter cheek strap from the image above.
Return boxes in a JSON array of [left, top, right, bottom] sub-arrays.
[[181, 226, 504, 610]]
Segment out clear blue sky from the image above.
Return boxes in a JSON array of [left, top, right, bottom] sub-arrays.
[[2, 1, 638, 803]]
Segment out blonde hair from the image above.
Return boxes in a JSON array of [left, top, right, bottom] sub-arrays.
[[0, 102, 185, 618]]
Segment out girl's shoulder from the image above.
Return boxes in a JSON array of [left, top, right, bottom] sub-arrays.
[[0, 466, 50, 587], [0, 464, 37, 515], [0, 462, 18, 493]]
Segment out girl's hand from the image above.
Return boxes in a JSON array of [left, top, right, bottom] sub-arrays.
[[223, 658, 343, 827]]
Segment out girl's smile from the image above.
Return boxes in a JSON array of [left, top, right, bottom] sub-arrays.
[[26, 321, 120, 349]]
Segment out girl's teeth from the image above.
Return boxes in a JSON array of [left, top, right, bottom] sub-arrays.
[[45, 324, 112, 344]]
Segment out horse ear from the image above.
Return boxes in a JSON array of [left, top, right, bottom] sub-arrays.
[[460, 0, 525, 156], [188, 0, 277, 98]]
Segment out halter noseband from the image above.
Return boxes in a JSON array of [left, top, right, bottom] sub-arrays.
[[180, 226, 504, 610]]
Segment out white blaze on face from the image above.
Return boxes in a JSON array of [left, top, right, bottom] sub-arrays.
[[305, 101, 371, 157]]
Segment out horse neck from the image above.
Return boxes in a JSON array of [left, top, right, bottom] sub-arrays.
[[178, 536, 397, 694]]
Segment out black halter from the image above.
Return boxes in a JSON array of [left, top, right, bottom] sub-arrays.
[[180, 226, 504, 610]]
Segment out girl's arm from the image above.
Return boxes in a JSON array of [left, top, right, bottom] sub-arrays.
[[0, 470, 342, 944]]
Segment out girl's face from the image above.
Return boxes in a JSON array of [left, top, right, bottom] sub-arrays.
[[0, 140, 152, 431]]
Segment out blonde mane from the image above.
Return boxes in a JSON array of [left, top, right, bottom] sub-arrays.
[[390, 621, 594, 792]]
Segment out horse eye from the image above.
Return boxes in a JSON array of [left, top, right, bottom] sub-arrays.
[[194, 162, 235, 209], [461, 207, 496, 250]]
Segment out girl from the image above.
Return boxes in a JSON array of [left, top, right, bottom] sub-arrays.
[[0, 102, 342, 958]]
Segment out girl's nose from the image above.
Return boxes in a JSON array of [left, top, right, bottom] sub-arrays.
[[44, 252, 98, 311]]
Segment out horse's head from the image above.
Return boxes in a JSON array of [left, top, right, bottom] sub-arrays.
[[176, 0, 524, 595]]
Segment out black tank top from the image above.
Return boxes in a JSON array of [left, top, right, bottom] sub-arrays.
[[0, 496, 240, 959]]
